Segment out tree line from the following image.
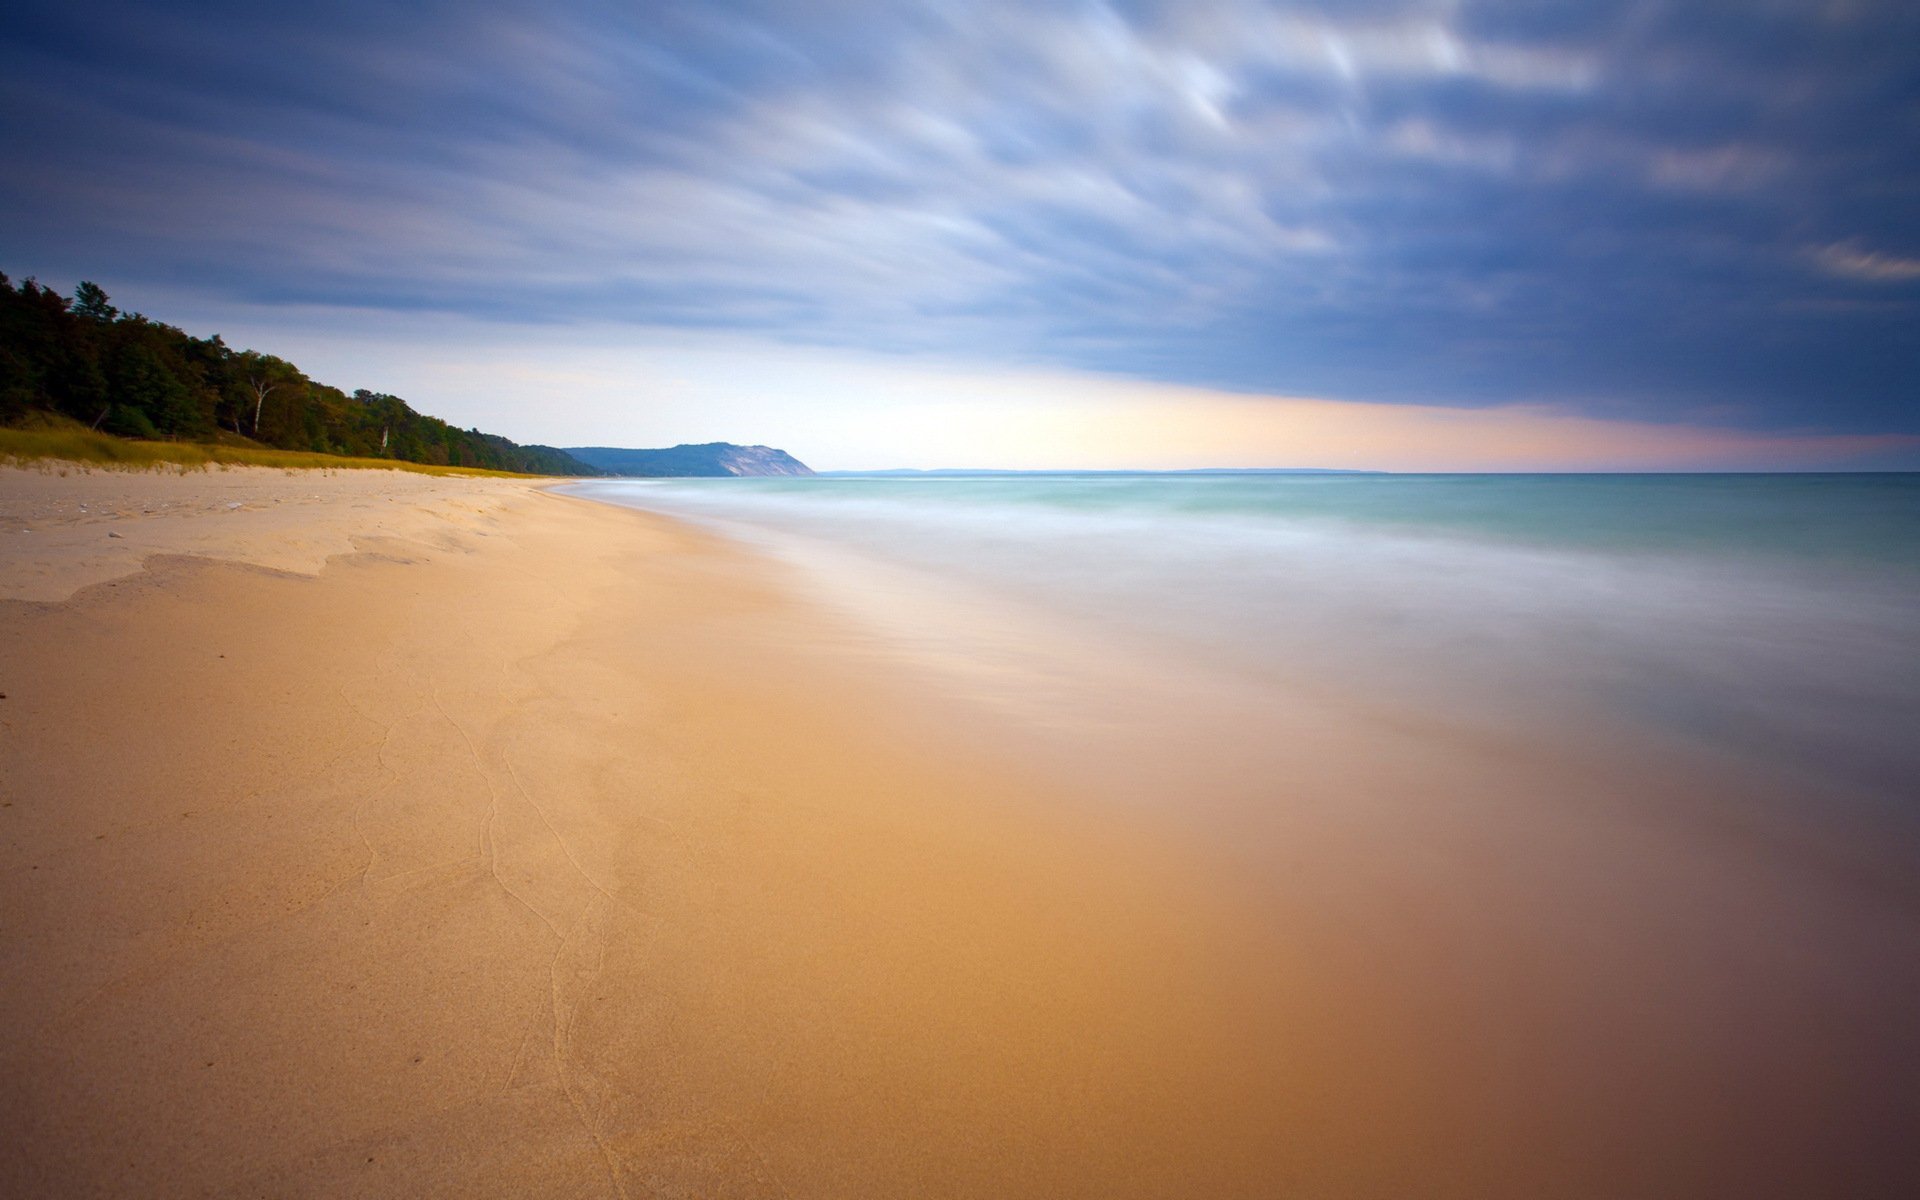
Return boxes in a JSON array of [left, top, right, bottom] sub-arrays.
[[0, 273, 596, 475]]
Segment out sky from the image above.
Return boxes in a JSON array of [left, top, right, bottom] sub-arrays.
[[3, 0, 1917, 470]]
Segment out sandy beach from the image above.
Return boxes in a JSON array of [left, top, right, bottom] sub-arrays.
[[3, 464, 1915, 1198], [0, 464, 1254, 1196]]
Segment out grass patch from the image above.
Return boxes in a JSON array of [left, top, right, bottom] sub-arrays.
[[0, 421, 547, 478]]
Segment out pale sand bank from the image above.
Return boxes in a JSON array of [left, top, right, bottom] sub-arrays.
[[0, 463, 537, 602], [1, 465, 1914, 1197]]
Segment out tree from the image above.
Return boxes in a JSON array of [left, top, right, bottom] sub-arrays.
[[232, 350, 298, 439], [247, 374, 279, 436], [107, 339, 197, 435], [354, 389, 408, 456], [72, 281, 118, 323], [186, 334, 236, 430], [1, 270, 594, 473]]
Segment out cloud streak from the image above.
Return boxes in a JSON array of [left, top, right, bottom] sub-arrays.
[[1813, 243, 1920, 283], [2, 0, 1916, 448]]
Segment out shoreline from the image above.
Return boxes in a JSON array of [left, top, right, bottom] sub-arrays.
[[3, 464, 1915, 1196], [0, 466, 1266, 1196]]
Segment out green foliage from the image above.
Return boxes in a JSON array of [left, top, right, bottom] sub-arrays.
[[0, 272, 598, 476], [0, 414, 545, 476], [103, 403, 159, 439]]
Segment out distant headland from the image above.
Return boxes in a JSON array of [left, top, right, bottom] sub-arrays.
[[566, 443, 814, 477]]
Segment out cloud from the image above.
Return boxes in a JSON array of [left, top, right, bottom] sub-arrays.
[[2, 0, 1916, 437], [1812, 242, 1920, 283]]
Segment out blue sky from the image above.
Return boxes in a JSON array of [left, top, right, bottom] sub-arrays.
[[3, 1, 1917, 468]]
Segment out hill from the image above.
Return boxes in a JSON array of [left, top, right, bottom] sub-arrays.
[[566, 443, 814, 477], [0, 273, 597, 476]]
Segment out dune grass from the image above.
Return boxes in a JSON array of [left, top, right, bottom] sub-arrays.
[[0, 421, 546, 478]]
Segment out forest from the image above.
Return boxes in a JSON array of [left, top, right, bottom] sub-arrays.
[[0, 274, 596, 476]]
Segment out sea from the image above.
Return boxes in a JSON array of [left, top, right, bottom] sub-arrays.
[[572, 471, 1920, 812]]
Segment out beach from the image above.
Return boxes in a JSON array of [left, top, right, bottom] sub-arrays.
[[3, 465, 1916, 1197]]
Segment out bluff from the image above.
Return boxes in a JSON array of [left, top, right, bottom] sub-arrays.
[[565, 443, 814, 477]]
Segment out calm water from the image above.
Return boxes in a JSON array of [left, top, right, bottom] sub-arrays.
[[572, 472, 1920, 808]]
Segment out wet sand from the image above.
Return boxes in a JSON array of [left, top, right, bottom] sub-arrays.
[[1, 465, 1915, 1197]]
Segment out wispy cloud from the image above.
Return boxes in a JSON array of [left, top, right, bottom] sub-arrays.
[[2, 0, 1917, 439], [1812, 242, 1920, 283]]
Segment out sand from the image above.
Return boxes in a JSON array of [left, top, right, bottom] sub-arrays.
[[0, 465, 1249, 1196], [0, 463, 537, 603], [2, 464, 1915, 1197]]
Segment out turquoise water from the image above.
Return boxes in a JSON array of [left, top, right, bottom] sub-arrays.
[[625, 472, 1920, 573], [573, 472, 1920, 805]]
